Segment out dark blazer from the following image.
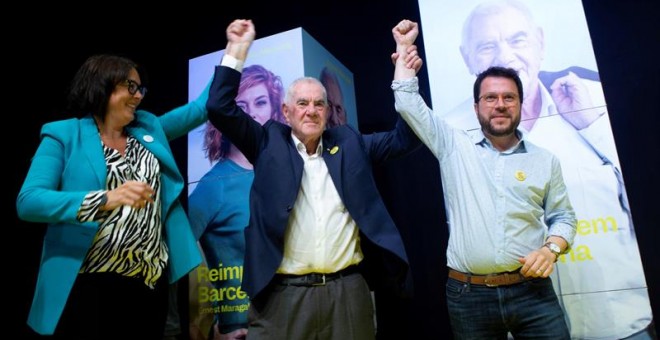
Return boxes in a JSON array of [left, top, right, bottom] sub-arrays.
[[207, 66, 421, 300]]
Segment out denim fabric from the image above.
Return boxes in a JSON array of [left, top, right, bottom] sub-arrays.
[[446, 277, 569, 340]]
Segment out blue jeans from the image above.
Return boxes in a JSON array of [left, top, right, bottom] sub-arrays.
[[446, 276, 570, 340]]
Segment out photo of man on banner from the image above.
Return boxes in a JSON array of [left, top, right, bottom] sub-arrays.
[[417, 0, 654, 338]]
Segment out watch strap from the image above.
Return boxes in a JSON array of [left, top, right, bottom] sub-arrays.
[[543, 242, 561, 262]]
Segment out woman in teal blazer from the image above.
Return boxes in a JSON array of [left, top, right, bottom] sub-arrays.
[[17, 54, 208, 338]]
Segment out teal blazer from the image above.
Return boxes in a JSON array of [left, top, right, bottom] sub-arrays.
[[16, 83, 210, 335]]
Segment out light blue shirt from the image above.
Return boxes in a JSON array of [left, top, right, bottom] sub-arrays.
[[392, 77, 576, 274]]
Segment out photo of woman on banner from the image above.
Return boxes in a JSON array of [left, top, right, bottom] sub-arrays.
[[188, 64, 286, 340], [417, 0, 654, 338]]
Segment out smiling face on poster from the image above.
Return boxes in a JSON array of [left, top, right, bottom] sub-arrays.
[[417, 0, 654, 338], [420, 0, 598, 118]]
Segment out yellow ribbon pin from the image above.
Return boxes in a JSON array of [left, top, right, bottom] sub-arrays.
[[515, 170, 526, 181], [329, 146, 339, 155]]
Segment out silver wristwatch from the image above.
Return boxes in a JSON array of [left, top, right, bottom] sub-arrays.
[[544, 242, 561, 262]]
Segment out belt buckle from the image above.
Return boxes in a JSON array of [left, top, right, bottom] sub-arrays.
[[311, 273, 326, 286], [484, 273, 500, 287]]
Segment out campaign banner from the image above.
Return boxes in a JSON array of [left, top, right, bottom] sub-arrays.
[[417, 0, 653, 338]]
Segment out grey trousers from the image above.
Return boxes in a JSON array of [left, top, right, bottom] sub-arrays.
[[247, 273, 375, 340]]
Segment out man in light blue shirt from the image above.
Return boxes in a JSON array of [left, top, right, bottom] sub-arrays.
[[442, 2, 654, 338], [391, 20, 576, 339]]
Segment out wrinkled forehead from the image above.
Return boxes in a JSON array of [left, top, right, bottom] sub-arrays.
[[292, 81, 326, 101], [463, 6, 535, 46]]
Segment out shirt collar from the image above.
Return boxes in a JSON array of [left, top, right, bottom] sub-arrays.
[[291, 133, 323, 157], [471, 129, 527, 154], [538, 79, 557, 118]]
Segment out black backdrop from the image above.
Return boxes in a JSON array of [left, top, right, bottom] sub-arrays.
[[12, 0, 658, 338]]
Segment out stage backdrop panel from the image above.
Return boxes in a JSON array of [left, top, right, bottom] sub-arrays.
[[417, 0, 653, 338], [188, 27, 357, 192]]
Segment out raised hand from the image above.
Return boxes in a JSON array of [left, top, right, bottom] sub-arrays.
[[391, 45, 423, 73], [392, 19, 419, 46], [392, 19, 421, 79], [225, 19, 256, 61]]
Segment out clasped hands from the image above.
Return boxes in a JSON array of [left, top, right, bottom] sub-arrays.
[[100, 181, 154, 211]]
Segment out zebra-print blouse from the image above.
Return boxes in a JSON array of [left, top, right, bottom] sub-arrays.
[[78, 135, 167, 289]]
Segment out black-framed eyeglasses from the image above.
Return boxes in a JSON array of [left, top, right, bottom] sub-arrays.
[[479, 92, 518, 107], [121, 79, 147, 96]]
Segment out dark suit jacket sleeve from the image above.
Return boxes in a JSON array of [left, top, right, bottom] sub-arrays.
[[362, 115, 422, 165], [206, 65, 265, 163]]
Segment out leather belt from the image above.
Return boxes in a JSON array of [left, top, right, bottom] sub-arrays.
[[275, 266, 359, 287], [448, 268, 527, 287]]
